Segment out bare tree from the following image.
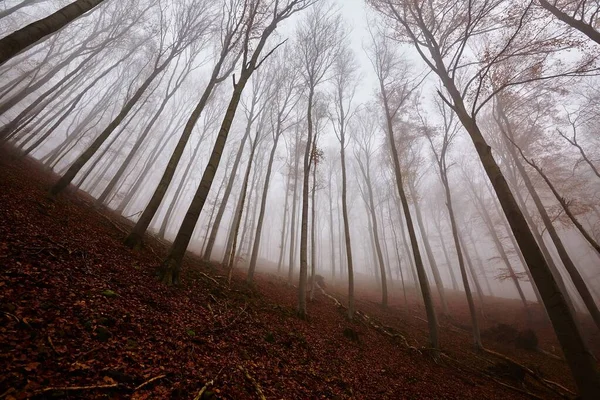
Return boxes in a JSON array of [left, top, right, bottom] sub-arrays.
[[158, 0, 316, 286], [369, 0, 600, 390], [50, 1, 213, 195], [420, 98, 482, 349], [247, 49, 300, 282], [294, 1, 343, 317], [353, 107, 388, 308], [0, 0, 108, 66], [330, 43, 357, 318], [366, 28, 439, 348]]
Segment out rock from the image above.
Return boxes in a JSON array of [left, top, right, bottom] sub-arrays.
[[515, 329, 538, 350]]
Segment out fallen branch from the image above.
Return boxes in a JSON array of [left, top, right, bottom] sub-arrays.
[[134, 374, 167, 392], [39, 383, 118, 394], [239, 365, 266, 400], [482, 348, 575, 397], [440, 353, 543, 400], [199, 272, 220, 286]]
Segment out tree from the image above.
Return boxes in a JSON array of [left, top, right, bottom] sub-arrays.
[[537, 0, 600, 45], [366, 27, 439, 348], [0, 0, 108, 66], [369, 1, 600, 392], [247, 49, 300, 282], [50, 0, 213, 195], [294, 1, 343, 318], [421, 98, 482, 349], [330, 43, 358, 319], [158, 0, 316, 286], [124, 0, 244, 249], [353, 106, 388, 308]]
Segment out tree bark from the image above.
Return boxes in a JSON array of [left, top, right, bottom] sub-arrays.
[[0, 0, 106, 66]]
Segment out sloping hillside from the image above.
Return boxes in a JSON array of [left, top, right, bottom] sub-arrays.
[[0, 148, 590, 399]]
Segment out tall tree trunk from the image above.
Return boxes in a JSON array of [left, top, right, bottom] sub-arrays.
[[409, 183, 449, 315], [381, 90, 438, 347], [436, 225, 460, 291], [247, 131, 282, 281], [440, 172, 482, 348], [500, 130, 600, 330], [340, 131, 354, 319], [124, 53, 232, 249], [203, 114, 254, 260], [357, 160, 388, 307], [157, 133, 206, 238], [458, 229, 485, 318], [465, 230, 495, 297], [298, 88, 315, 318], [328, 172, 336, 280], [0, 0, 106, 66], [276, 172, 291, 273], [288, 137, 300, 284], [223, 134, 258, 280], [158, 63, 255, 285], [50, 58, 170, 195], [309, 152, 318, 301]]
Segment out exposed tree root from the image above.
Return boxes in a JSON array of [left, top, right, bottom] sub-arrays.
[[239, 365, 266, 400]]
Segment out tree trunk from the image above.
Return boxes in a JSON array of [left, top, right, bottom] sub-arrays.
[[409, 183, 449, 315], [357, 159, 388, 307], [438, 66, 600, 391], [298, 88, 315, 318], [502, 132, 600, 330], [340, 132, 354, 319], [124, 55, 231, 249], [247, 131, 282, 281], [380, 86, 438, 347], [276, 172, 291, 273], [0, 0, 106, 66], [288, 135, 300, 284], [50, 59, 169, 195], [223, 134, 258, 280], [158, 70, 252, 285]]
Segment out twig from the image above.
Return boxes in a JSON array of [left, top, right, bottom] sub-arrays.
[[134, 374, 167, 391], [199, 272, 220, 286], [239, 365, 266, 400], [47, 335, 59, 355], [194, 367, 224, 400], [39, 383, 118, 394], [1, 311, 20, 322]]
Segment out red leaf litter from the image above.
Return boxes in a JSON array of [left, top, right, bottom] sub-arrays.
[[0, 147, 598, 399]]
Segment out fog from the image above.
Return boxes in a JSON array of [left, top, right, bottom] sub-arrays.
[[2, 0, 600, 393]]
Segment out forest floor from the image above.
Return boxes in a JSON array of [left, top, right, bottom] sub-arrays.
[[1, 146, 599, 399]]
